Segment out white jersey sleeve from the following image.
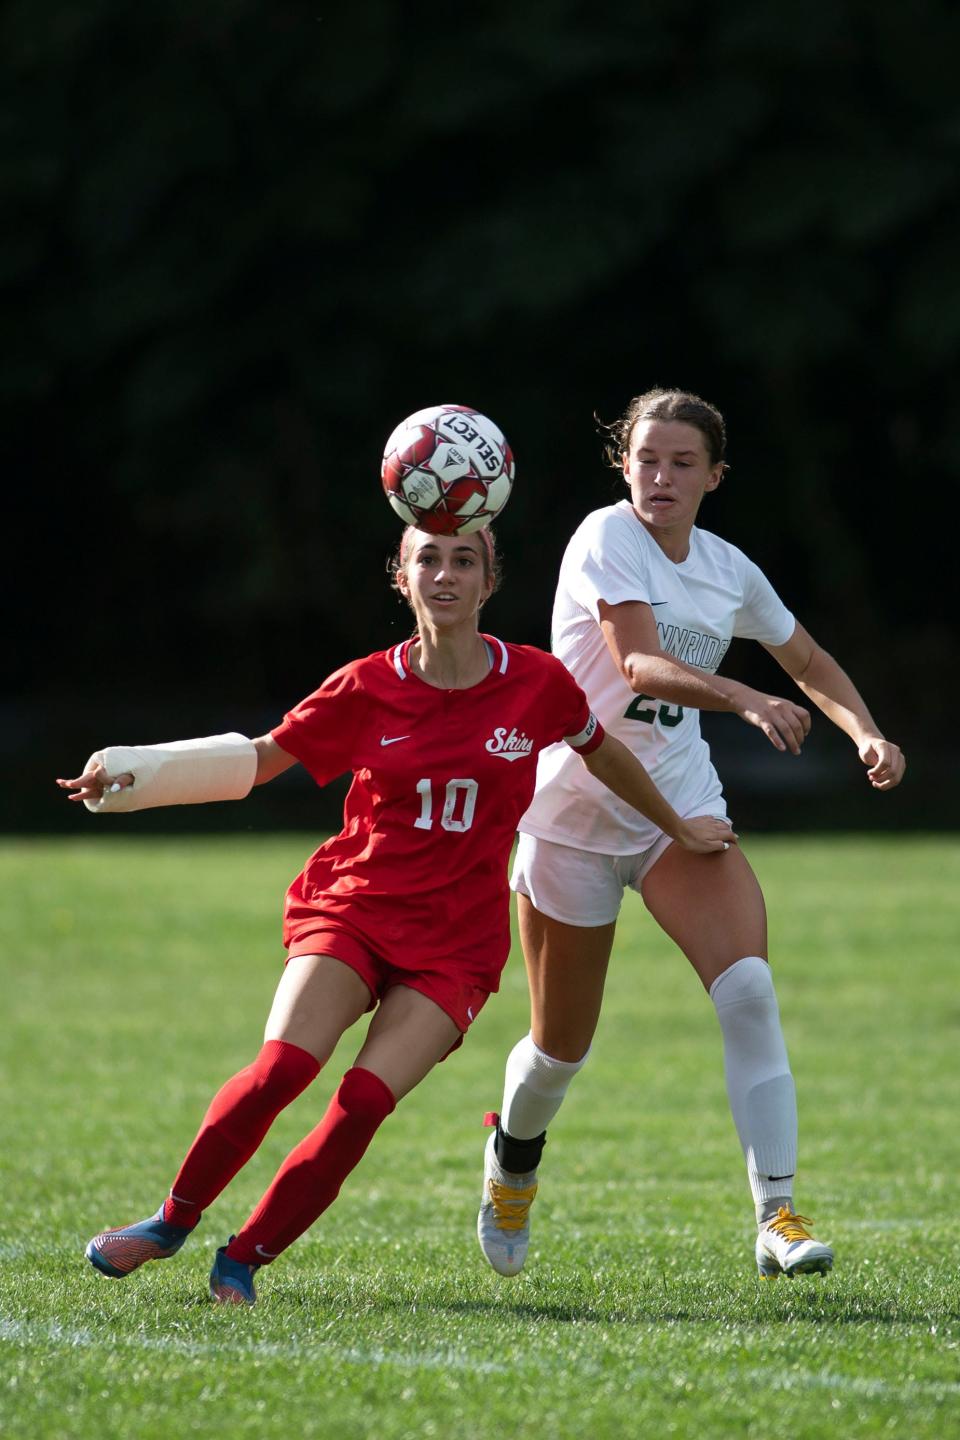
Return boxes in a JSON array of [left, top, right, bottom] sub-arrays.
[[732, 551, 796, 646], [564, 507, 654, 617]]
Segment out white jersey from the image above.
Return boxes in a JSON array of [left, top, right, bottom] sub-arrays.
[[519, 500, 796, 854]]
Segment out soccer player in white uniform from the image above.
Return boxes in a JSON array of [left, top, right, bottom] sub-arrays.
[[60, 522, 733, 1306], [477, 388, 905, 1280]]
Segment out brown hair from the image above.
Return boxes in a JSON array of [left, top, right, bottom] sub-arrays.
[[389, 525, 503, 602], [598, 388, 728, 470]]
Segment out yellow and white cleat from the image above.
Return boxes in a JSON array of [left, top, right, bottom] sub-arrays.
[[477, 1129, 538, 1277], [756, 1207, 833, 1279]]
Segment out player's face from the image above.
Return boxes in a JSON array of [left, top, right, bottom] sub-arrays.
[[623, 420, 723, 534], [398, 531, 494, 628]]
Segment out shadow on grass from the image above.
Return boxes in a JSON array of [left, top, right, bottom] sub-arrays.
[[245, 1276, 956, 1329], [34, 1269, 954, 1348], [433, 1291, 952, 1328]]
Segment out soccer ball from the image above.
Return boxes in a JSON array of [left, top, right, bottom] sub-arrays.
[[381, 404, 515, 535]]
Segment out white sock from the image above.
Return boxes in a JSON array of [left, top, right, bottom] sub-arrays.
[[499, 1032, 590, 1141], [709, 956, 797, 1221]]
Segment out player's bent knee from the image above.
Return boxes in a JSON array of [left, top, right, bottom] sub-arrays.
[[709, 954, 775, 1008], [337, 1067, 397, 1120]]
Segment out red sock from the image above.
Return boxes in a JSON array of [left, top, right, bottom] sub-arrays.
[[163, 1040, 320, 1227], [226, 1067, 396, 1265]]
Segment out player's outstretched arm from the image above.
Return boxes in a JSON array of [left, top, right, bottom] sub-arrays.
[[764, 622, 906, 791], [581, 733, 737, 852], [55, 732, 296, 814]]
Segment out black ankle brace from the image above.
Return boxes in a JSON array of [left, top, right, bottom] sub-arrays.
[[495, 1121, 546, 1174]]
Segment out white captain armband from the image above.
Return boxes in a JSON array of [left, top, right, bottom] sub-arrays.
[[83, 733, 258, 814], [564, 712, 604, 755]]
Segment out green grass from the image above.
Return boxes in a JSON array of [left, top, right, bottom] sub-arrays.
[[2, 833, 959, 1439]]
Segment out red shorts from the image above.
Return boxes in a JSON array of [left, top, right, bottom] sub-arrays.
[[286, 916, 492, 1049]]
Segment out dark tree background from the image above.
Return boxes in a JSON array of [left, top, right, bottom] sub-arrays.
[[6, 0, 957, 831]]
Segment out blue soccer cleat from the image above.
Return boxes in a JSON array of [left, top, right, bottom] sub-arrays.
[[85, 1206, 193, 1278], [209, 1243, 259, 1306]]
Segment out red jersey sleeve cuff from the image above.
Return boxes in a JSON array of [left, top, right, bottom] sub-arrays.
[[269, 719, 305, 763], [564, 712, 604, 755]]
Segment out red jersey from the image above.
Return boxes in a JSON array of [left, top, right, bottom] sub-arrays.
[[272, 635, 603, 990]]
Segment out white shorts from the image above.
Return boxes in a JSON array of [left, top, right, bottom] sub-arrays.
[[510, 832, 671, 927]]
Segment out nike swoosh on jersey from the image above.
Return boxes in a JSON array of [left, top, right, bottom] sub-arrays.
[[380, 735, 411, 746], [650, 600, 669, 606]]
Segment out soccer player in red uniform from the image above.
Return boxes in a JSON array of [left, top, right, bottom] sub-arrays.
[[59, 524, 734, 1305]]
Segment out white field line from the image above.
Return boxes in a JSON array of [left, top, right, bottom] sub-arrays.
[[834, 1218, 932, 1232], [743, 1368, 960, 1400], [0, 1317, 507, 1373], [0, 1243, 31, 1260], [2, 1317, 959, 1400]]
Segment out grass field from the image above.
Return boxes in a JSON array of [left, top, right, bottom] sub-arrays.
[[1, 833, 958, 1439]]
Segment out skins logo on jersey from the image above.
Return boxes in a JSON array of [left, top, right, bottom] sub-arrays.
[[484, 727, 534, 761]]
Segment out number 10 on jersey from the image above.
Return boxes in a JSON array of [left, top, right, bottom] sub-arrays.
[[414, 778, 478, 832]]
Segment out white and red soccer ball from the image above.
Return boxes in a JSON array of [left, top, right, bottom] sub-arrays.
[[381, 404, 515, 535]]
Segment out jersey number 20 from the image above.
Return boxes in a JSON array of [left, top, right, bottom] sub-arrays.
[[414, 778, 478, 832]]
